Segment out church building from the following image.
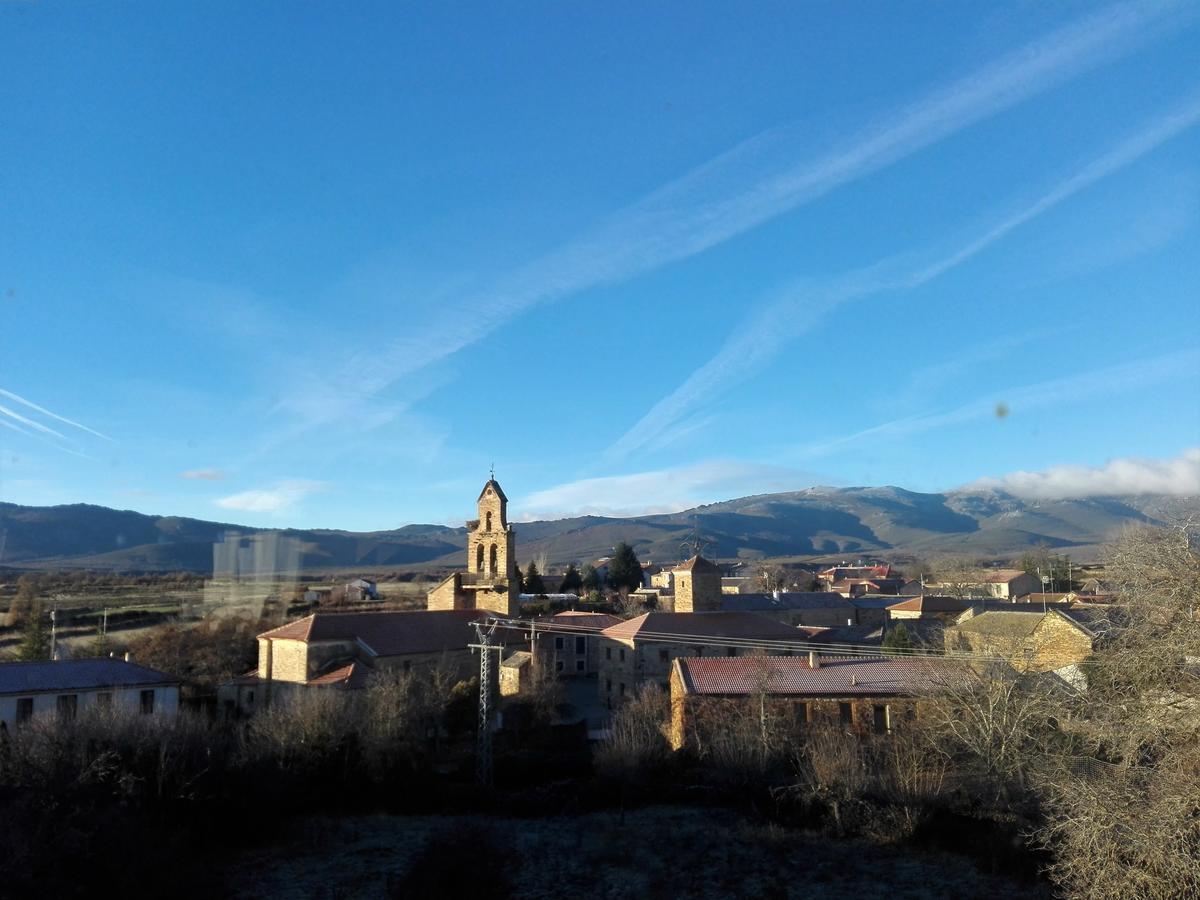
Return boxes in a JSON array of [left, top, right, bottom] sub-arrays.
[[427, 478, 520, 616]]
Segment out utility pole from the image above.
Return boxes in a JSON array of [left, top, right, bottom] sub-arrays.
[[470, 620, 504, 787], [49, 604, 58, 660]]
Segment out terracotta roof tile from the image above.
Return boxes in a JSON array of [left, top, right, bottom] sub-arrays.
[[602, 611, 800, 642], [676, 655, 944, 697], [674, 555, 721, 574], [887, 596, 971, 613]]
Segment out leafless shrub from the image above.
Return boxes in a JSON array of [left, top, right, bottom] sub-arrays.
[[595, 683, 670, 780]]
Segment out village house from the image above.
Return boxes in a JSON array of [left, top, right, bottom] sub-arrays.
[[817, 564, 892, 591], [345, 578, 379, 602], [536, 610, 622, 676], [0, 657, 180, 728], [596, 611, 804, 704], [929, 568, 1042, 599], [943, 605, 1099, 675], [669, 654, 943, 751], [886, 595, 972, 621], [221, 608, 491, 716]]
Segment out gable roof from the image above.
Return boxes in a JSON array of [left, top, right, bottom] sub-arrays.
[[477, 479, 507, 502], [674, 655, 943, 697], [259, 610, 487, 657], [552, 611, 623, 630], [887, 596, 971, 614], [308, 661, 372, 689], [0, 658, 179, 695], [977, 568, 1031, 584], [602, 611, 801, 643], [953, 609, 1046, 639]]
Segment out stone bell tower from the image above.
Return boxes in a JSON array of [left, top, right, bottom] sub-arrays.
[[468, 478, 516, 584], [426, 476, 519, 616]]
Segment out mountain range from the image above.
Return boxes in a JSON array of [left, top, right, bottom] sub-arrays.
[[2, 487, 1194, 573]]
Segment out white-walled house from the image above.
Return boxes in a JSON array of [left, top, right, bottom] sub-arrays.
[[0, 658, 180, 728]]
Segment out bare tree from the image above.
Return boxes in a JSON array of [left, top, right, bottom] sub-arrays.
[[1030, 521, 1200, 899]]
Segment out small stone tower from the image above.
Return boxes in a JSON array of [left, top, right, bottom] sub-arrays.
[[427, 477, 519, 616], [673, 555, 723, 613]]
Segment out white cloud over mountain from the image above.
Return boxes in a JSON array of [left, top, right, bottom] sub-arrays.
[[970, 448, 1200, 499]]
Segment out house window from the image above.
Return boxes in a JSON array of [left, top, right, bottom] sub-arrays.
[[576, 659, 585, 672], [619, 648, 625, 662], [555, 659, 564, 672], [618, 682, 625, 696], [246, 690, 255, 705], [606, 679, 612, 693], [95, 692, 112, 709], [794, 702, 809, 725], [555, 637, 565, 650], [839, 702, 852, 725], [726, 647, 737, 657], [16, 697, 33, 722], [605, 647, 612, 660], [57, 694, 78, 721], [575, 636, 585, 654], [140, 690, 155, 715], [659, 649, 668, 663], [872, 705, 890, 735]]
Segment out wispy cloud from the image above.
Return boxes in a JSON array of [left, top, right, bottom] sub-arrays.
[[970, 448, 1200, 499], [516, 460, 828, 520], [607, 90, 1200, 460], [180, 469, 226, 481], [287, 1, 1188, 429], [214, 479, 326, 514], [0, 388, 112, 441], [798, 350, 1200, 458]]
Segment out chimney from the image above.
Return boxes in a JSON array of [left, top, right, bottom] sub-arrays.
[[850, 674, 858, 686], [809, 650, 819, 669], [124, 652, 132, 663]]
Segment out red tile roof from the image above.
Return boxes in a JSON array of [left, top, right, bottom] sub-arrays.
[[887, 596, 971, 613], [675, 655, 945, 697], [602, 612, 801, 643], [308, 662, 372, 689], [675, 555, 721, 574], [552, 611, 623, 630]]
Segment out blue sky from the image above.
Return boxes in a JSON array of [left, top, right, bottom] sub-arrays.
[[2, 0, 1198, 529]]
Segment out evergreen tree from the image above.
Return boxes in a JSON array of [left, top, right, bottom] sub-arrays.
[[607, 542, 644, 593], [523, 561, 546, 594], [881, 621, 914, 656], [559, 563, 583, 594], [580, 564, 600, 591], [17, 599, 50, 661]]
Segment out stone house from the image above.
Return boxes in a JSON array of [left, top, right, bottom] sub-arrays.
[[0, 657, 180, 728], [886, 595, 972, 621], [669, 654, 940, 751], [673, 555, 724, 612], [538, 611, 621, 676], [220, 608, 490, 716], [931, 568, 1042, 599], [944, 606, 1097, 674], [596, 611, 803, 704]]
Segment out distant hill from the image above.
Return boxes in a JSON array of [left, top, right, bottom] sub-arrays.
[[1, 488, 1195, 572]]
